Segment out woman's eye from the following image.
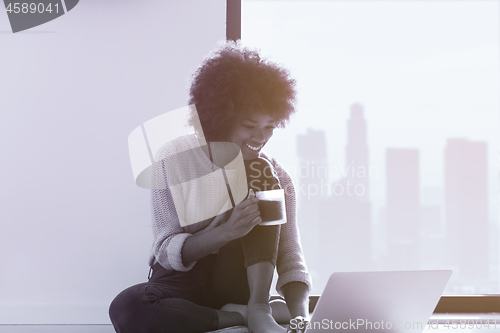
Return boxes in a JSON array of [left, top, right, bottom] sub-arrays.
[[242, 124, 275, 130]]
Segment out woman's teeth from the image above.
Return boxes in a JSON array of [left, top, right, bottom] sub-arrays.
[[246, 143, 262, 151]]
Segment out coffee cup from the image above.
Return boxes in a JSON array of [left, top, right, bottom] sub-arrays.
[[255, 189, 287, 226]]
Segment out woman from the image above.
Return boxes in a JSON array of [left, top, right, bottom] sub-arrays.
[[109, 42, 311, 333]]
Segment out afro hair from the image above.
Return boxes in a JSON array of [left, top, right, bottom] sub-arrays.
[[188, 41, 297, 142]]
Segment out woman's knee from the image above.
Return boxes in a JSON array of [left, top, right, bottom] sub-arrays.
[[109, 284, 148, 333], [241, 225, 280, 267], [110, 284, 208, 333]]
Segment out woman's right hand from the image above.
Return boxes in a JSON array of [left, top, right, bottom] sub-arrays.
[[182, 189, 261, 266], [221, 189, 262, 241]]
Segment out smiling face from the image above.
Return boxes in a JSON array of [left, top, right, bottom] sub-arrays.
[[226, 113, 277, 160]]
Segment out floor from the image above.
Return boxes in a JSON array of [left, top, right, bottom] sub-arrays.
[[0, 326, 115, 333], [2, 315, 500, 333], [2, 324, 500, 333], [0, 326, 251, 333]]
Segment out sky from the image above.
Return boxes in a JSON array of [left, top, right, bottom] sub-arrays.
[[241, 0, 500, 221]]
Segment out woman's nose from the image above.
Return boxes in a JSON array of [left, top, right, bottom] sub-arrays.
[[252, 129, 265, 143]]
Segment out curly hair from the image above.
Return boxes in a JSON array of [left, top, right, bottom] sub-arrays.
[[188, 41, 297, 142]]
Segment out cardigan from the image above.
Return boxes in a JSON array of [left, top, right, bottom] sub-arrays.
[[148, 133, 312, 297]]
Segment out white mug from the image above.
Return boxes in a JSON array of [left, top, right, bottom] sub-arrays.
[[255, 189, 287, 226]]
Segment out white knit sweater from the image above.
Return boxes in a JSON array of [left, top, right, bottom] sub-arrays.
[[148, 134, 312, 297]]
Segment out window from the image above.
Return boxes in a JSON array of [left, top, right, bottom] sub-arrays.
[[236, 0, 500, 295]]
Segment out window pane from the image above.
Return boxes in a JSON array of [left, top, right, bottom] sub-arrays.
[[242, 0, 500, 294]]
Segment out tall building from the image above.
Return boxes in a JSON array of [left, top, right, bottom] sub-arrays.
[[345, 103, 370, 201], [296, 128, 328, 281], [319, 104, 372, 278], [296, 128, 328, 207], [386, 148, 420, 269], [445, 139, 489, 283]]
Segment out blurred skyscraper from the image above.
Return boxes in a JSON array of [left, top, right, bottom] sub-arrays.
[[318, 104, 372, 280], [346, 103, 370, 201], [445, 139, 489, 283], [386, 148, 420, 269], [297, 128, 328, 281]]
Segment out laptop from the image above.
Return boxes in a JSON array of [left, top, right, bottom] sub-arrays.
[[300, 270, 452, 333]]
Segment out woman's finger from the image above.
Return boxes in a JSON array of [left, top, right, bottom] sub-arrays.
[[249, 215, 262, 226], [239, 210, 260, 225], [236, 195, 258, 209], [242, 202, 259, 214]]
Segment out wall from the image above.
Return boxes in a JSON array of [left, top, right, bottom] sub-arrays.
[[0, 0, 225, 324]]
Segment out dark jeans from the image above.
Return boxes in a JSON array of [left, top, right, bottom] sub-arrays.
[[109, 224, 280, 333]]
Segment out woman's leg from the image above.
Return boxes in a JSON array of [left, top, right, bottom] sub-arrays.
[[243, 226, 286, 333], [109, 256, 243, 333], [215, 157, 285, 332], [208, 237, 251, 310], [209, 223, 285, 333], [109, 282, 218, 333]]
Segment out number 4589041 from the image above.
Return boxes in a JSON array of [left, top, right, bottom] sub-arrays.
[[6, 2, 59, 14]]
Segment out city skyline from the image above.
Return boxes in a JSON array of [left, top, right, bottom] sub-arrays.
[[293, 103, 497, 294], [242, 0, 499, 294]]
